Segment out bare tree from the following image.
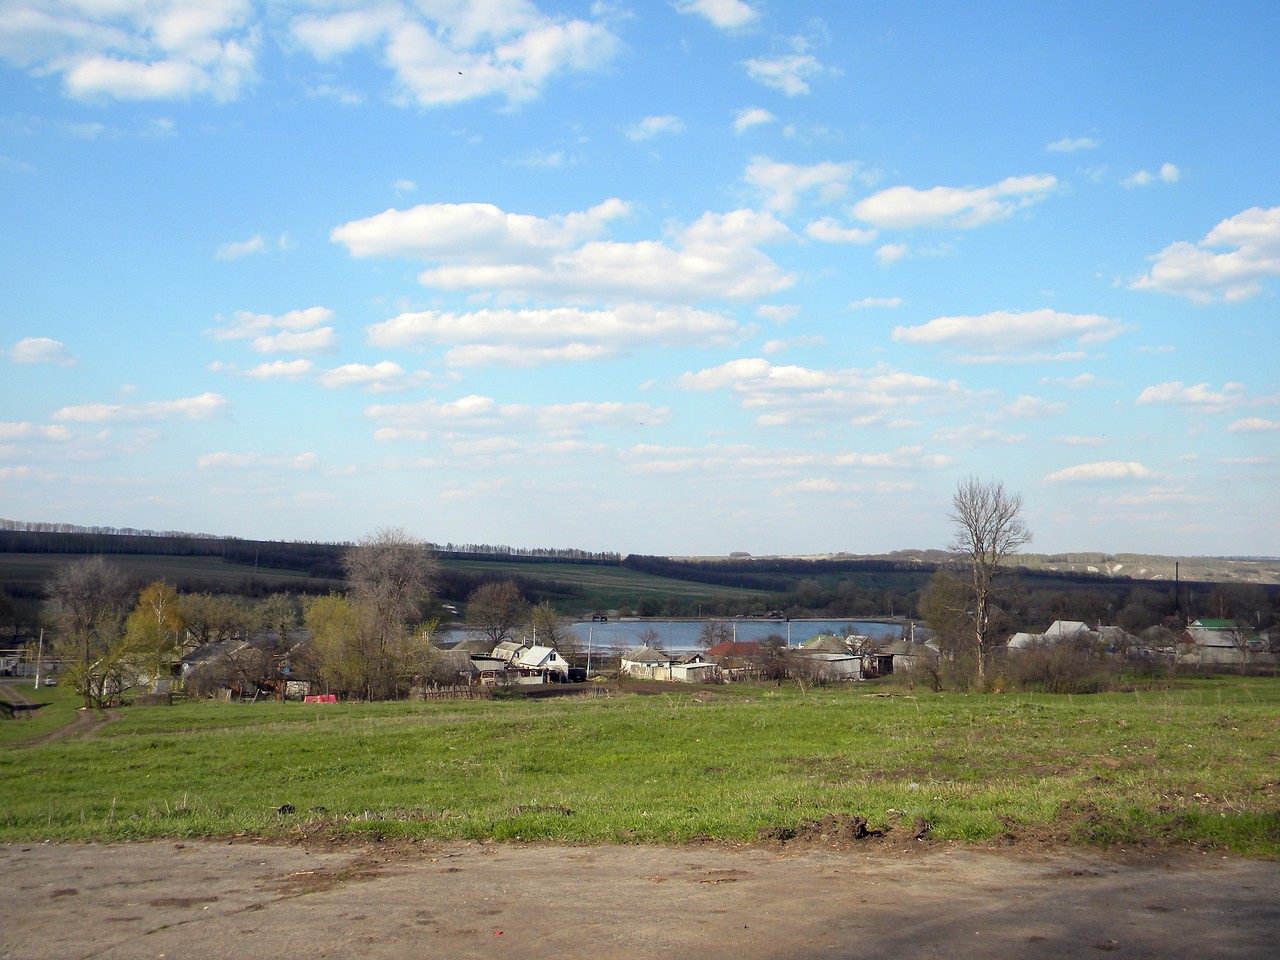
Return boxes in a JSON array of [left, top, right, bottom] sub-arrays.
[[467, 580, 528, 646], [46, 556, 135, 708], [697, 620, 734, 649], [948, 476, 1031, 688], [529, 601, 579, 658]]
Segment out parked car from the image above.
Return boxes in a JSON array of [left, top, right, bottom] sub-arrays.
[[43, 677, 57, 686]]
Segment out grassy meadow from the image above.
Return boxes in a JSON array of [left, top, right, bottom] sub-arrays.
[[1, 676, 1278, 854]]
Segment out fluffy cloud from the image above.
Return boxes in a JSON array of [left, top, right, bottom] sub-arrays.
[[892, 309, 1124, 361], [209, 307, 337, 353], [244, 359, 315, 379], [675, 357, 970, 427], [8, 336, 75, 365], [743, 156, 865, 213], [1227, 417, 1280, 433], [290, 1, 619, 107], [806, 218, 877, 244], [334, 201, 793, 303], [197, 451, 318, 470], [1134, 381, 1272, 412], [733, 106, 774, 134], [743, 52, 829, 96], [627, 115, 683, 141], [1123, 163, 1179, 188], [318, 361, 427, 392], [1129, 206, 1280, 303], [1046, 136, 1099, 153], [0, 0, 257, 101], [853, 175, 1057, 229], [1043, 461, 1154, 483], [367, 304, 740, 366], [0, 421, 72, 441], [367, 396, 669, 439], [52, 392, 230, 423], [675, 0, 759, 29]]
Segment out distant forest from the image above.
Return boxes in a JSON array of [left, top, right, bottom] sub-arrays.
[[2, 521, 1277, 634]]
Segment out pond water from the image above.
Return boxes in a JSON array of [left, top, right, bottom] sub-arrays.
[[565, 618, 907, 654]]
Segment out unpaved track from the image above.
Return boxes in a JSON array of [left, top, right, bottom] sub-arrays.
[[2, 840, 1277, 959]]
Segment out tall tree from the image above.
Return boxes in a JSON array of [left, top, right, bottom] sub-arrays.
[[529, 601, 579, 658], [123, 581, 186, 690], [46, 556, 135, 708], [948, 476, 1031, 687], [341, 528, 439, 698], [467, 580, 528, 646]]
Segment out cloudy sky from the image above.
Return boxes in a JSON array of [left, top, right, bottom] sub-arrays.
[[2, 1, 1278, 557]]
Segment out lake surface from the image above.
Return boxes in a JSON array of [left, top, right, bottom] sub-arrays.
[[566, 618, 907, 654]]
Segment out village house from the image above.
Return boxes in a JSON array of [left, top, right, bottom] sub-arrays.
[[619, 644, 680, 680], [1181, 619, 1273, 667]]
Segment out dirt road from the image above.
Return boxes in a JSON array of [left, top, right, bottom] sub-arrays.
[[2, 839, 1277, 959]]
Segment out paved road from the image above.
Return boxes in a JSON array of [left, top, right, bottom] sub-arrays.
[[3, 840, 1278, 959]]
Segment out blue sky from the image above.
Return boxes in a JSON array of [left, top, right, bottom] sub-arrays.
[[2, 1, 1278, 557]]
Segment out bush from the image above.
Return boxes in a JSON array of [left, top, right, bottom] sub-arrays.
[[1006, 639, 1118, 694]]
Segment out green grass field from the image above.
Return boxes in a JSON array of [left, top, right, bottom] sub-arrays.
[[0, 552, 340, 596], [444, 558, 770, 609], [2, 676, 1277, 853]]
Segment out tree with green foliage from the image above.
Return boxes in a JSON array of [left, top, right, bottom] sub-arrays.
[[948, 476, 1031, 688], [123, 581, 185, 690]]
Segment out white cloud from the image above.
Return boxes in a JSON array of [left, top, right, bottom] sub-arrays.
[[197, 451, 318, 470], [1002, 395, 1065, 418], [1046, 136, 1100, 153], [756, 304, 800, 323], [892, 309, 1125, 360], [52, 392, 230, 423], [392, 178, 417, 193], [210, 307, 336, 353], [318, 361, 425, 392], [290, 2, 620, 108], [875, 242, 908, 266], [1055, 435, 1105, 447], [1, 0, 258, 102], [1041, 373, 1108, 389], [848, 297, 902, 310], [334, 200, 793, 303], [1228, 417, 1280, 433], [368, 304, 740, 366], [250, 328, 338, 354], [733, 106, 774, 134], [743, 52, 829, 96], [744, 156, 864, 213], [366, 395, 668, 438], [1135, 380, 1276, 413], [8, 336, 75, 365], [675, 357, 971, 427], [626, 114, 683, 141], [216, 234, 267, 260], [243, 359, 314, 379], [1044, 461, 1155, 483], [1124, 163, 1180, 188], [675, 0, 759, 29], [853, 174, 1057, 229], [805, 218, 877, 244], [0, 421, 72, 441], [1130, 206, 1280, 303]]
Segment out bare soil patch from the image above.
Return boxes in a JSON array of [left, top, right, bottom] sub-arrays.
[[2, 839, 1277, 960]]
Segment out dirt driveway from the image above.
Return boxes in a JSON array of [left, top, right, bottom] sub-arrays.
[[2, 839, 1277, 960]]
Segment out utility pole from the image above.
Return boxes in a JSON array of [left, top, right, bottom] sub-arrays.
[[33, 629, 44, 690]]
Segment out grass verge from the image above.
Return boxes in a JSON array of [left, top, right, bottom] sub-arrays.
[[1, 676, 1277, 854]]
